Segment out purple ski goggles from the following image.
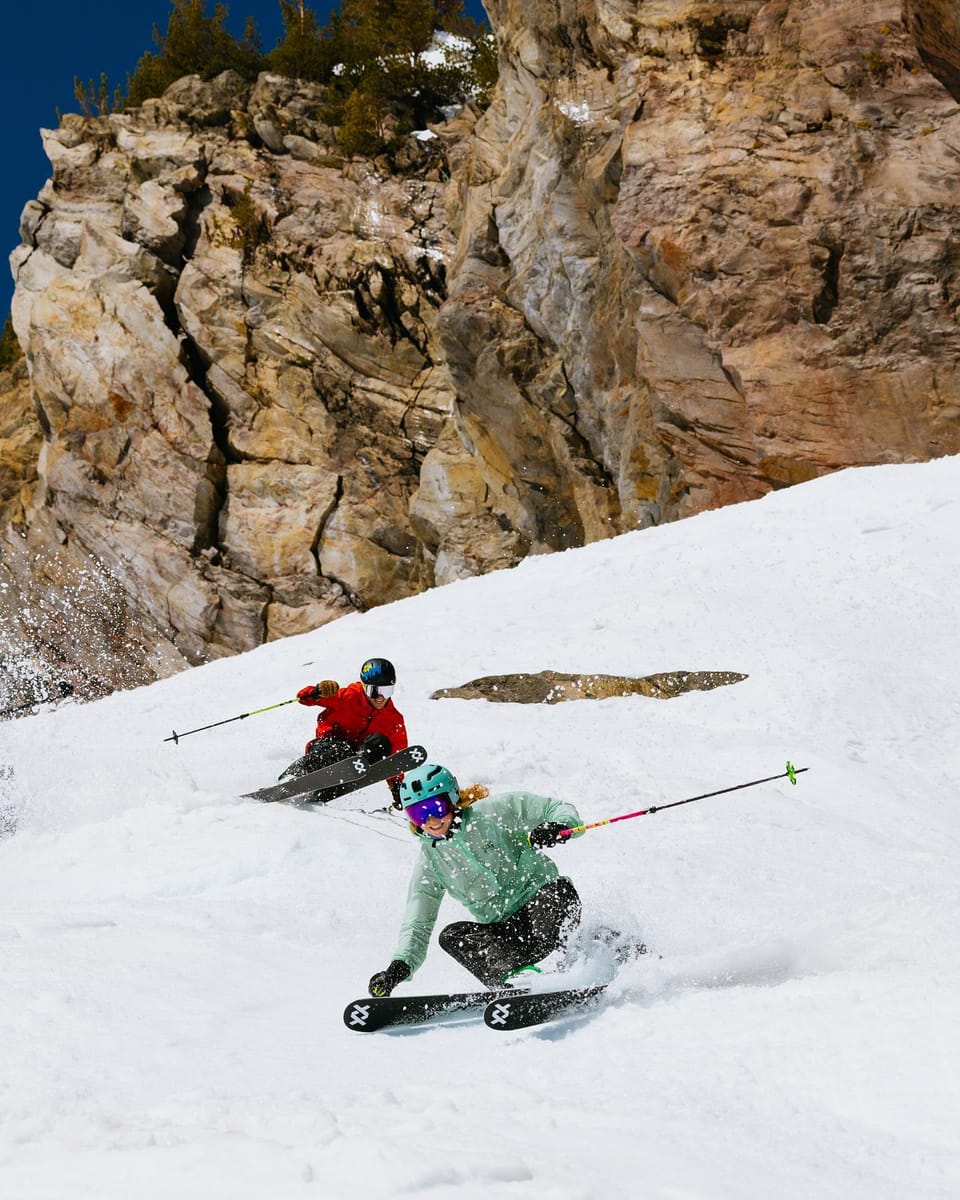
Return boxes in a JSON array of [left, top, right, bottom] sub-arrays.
[[404, 793, 454, 826]]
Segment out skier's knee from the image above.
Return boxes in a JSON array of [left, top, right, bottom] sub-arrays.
[[439, 921, 474, 956], [555, 877, 582, 928]]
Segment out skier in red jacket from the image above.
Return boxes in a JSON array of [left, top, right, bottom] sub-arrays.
[[279, 658, 408, 804]]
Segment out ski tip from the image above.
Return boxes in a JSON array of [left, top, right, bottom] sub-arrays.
[[343, 998, 378, 1031]]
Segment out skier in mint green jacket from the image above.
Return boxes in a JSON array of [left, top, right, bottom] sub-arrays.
[[368, 762, 584, 997]]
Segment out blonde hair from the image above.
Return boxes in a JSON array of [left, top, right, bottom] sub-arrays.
[[458, 783, 489, 807]]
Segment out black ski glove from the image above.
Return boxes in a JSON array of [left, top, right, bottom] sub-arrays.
[[388, 777, 403, 811], [360, 733, 391, 764], [368, 959, 411, 997], [529, 822, 571, 849]]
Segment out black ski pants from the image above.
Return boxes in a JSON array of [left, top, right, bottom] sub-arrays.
[[280, 733, 392, 799], [438, 877, 582, 988]]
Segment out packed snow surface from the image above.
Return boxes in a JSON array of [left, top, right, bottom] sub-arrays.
[[2, 457, 959, 1199]]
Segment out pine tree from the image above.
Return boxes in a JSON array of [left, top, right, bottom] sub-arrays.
[[159, 0, 261, 80], [125, 0, 264, 106], [73, 72, 125, 117], [338, 87, 386, 157], [327, 0, 477, 139], [0, 318, 23, 370], [267, 0, 336, 82], [72, 0, 496, 166]]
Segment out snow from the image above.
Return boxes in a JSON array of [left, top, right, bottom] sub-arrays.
[[2, 456, 960, 1199], [557, 100, 592, 125], [423, 30, 473, 70]]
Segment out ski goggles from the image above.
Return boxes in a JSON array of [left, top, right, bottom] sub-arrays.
[[363, 683, 394, 699], [404, 794, 454, 826]]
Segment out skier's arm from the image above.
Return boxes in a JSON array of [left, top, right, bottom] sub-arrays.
[[297, 680, 339, 706], [389, 711, 409, 754], [390, 859, 445, 976], [386, 716, 408, 800], [495, 792, 584, 841]]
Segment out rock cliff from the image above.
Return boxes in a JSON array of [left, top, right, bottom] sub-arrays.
[[2, 0, 959, 702]]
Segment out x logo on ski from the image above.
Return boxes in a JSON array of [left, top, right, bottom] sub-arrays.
[[486, 1001, 514, 1028], [347, 1002, 372, 1028]]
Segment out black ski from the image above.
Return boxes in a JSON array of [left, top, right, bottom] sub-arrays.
[[352, 744, 427, 791], [483, 984, 609, 1031], [242, 755, 368, 804], [244, 744, 427, 806], [344, 986, 523, 1032]]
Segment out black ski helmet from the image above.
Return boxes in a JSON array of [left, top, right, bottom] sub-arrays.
[[360, 658, 396, 687]]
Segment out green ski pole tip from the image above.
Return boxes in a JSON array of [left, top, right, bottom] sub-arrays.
[[786, 761, 797, 785]]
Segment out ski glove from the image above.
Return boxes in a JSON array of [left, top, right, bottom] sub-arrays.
[[368, 959, 411, 998], [297, 680, 338, 703], [529, 822, 571, 848]]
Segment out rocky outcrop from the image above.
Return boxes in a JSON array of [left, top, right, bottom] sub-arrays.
[[3, 1, 960, 700], [432, 669, 748, 703], [440, 0, 960, 529], [906, 0, 960, 100], [5, 72, 457, 689], [0, 360, 38, 520]]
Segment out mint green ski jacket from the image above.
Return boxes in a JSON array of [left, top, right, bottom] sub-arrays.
[[391, 791, 583, 975]]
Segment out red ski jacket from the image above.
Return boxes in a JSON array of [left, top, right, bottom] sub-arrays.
[[301, 680, 407, 755]]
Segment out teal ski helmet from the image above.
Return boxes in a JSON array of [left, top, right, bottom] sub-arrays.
[[399, 763, 460, 823]]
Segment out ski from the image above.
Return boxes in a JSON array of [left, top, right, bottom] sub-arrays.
[[483, 984, 609, 1031], [352, 744, 427, 791], [344, 986, 523, 1033], [242, 755, 369, 804], [243, 744, 427, 806]]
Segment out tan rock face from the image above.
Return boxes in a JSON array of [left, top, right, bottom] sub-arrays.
[[0, 361, 38, 520], [442, 0, 960, 527], [3, 1, 960, 697], [905, 0, 960, 100], [4, 73, 459, 689]]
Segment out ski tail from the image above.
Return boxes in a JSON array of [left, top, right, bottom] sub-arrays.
[[242, 755, 368, 803], [483, 984, 609, 1031]]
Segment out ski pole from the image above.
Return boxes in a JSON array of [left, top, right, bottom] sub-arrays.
[[560, 762, 808, 836], [163, 697, 299, 744]]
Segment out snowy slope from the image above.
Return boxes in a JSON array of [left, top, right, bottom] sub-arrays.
[[2, 457, 959, 1199]]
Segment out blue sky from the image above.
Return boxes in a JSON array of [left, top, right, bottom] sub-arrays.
[[2, 0, 489, 322]]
